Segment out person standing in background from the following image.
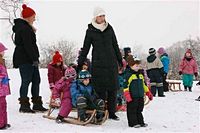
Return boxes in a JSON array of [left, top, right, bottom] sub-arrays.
[[12, 4, 47, 113], [157, 47, 170, 92]]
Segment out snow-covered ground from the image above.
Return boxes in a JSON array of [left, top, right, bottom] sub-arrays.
[[2, 69, 200, 133]]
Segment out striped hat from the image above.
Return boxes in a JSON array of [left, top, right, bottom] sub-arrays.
[[149, 48, 156, 55]]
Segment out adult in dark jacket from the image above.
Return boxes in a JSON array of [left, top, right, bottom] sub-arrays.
[[12, 4, 47, 113], [77, 7, 123, 120], [146, 48, 165, 97]]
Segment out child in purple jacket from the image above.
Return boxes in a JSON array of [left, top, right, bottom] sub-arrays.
[[0, 42, 11, 130], [52, 66, 77, 123]]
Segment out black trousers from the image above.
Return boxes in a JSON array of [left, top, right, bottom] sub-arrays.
[[96, 89, 117, 114], [163, 75, 169, 92], [19, 64, 41, 98], [127, 98, 144, 127]]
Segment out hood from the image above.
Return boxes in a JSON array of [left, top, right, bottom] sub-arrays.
[[12, 18, 29, 33], [147, 55, 157, 63]]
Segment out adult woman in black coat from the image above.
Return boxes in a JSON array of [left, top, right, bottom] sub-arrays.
[[12, 4, 47, 113], [78, 7, 123, 120]]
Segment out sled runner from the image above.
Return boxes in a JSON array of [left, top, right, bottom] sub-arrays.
[[144, 95, 150, 105]]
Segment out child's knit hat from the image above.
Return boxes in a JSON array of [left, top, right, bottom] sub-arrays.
[[0, 42, 7, 52], [52, 51, 63, 65], [65, 66, 77, 80], [78, 70, 91, 80]]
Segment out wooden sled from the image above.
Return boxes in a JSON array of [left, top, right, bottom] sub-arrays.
[[43, 98, 108, 126], [167, 81, 182, 92]]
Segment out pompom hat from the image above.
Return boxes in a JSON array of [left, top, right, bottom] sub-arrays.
[[21, 4, 36, 18], [52, 51, 63, 65]]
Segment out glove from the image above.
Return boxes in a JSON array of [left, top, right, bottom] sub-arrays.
[[146, 91, 153, 101], [1, 77, 10, 85], [32, 61, 39, 67], [123, 91, 132, 102], [194, 73, 198, 78], [179, 71, 182, 75], [163, 72, 167, 77], [196, 81, 200, 86], [54, 98, 61, 106], [49, 83, 55, 90]]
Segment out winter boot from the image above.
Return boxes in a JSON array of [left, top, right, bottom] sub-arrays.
[[188, 87, 192, 92], [0, 124, 11, 130], [195, 96, 200, 101], [19, 97, 35, 113], [184, 86, 187, 91], [32, 96, 48, 112], [56, 115, 64, 123], [108, 113, 119, 121], [140, 123, 148, 127]]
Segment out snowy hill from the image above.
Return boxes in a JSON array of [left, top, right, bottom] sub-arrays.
[[2, 69, 200, 133]]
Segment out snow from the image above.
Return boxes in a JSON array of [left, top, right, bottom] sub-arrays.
[[2, 69, 200, 133]]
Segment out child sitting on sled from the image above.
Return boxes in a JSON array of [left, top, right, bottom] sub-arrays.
[[51, 66, 77, 123], [123, 55, 153, 128], [70, 70, 105, 122]]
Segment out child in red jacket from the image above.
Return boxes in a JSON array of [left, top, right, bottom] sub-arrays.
[[47, 51, 66, 91]]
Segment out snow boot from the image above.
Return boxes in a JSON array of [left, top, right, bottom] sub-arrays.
[[108, 113, 119, 121], [184, 86, 187, 91], [19, 97, 35, 113], [140, 123, 148, 127], [188, 87, 192, 92], [56, 115, 64, 123], [32, 96, 48, 112], [0, 124, 11, 130], [195, 96, 200, 101]]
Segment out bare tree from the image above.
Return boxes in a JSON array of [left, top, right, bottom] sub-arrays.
[[39, 40, 78, 68], [0, 0, 24, 25]]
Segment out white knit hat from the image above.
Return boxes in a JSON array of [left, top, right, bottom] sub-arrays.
[[93, 7, 106, 17]]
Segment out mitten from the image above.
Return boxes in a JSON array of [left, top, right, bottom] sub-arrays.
[[194, 73, 198, 78], [32, 61, 39, 67], [54, 98, 61, 106], [1, 77, 10, 85], [49, 83, 55, 90], [123, 91, 132, 102], [146, 91, 153, 100], [179, 71, 182, 75]]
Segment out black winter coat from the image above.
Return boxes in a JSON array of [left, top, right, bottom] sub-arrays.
[[78, 23, 122, 92], [12, 18, 39, 68]]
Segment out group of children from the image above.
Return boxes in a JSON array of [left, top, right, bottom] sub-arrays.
[[0, 41, 199, 130], [47, 49, 153, 128], [47, 51, 105, 123]]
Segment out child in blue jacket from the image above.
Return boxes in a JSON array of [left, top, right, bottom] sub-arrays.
[[70, 70, 105, 122]]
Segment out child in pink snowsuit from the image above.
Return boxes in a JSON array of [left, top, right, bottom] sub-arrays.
[[0, 42, 11, 130], [52, 66, 77, 123]]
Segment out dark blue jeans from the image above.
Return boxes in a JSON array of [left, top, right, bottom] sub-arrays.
[[19, 64, 41, 98]]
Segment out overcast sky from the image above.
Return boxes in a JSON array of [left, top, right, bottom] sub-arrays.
[[0, 0, 199, 58]]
